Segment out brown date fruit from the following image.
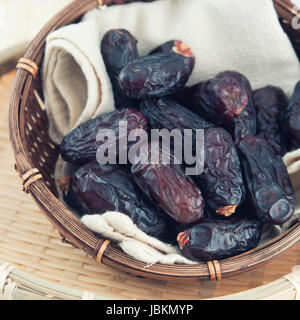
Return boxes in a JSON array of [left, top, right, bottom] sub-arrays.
[[194, 126, 245, 217], [101, 29, 139, 108], [282, 81, 300, 150], [192, 76, 249, 123], [60, 108, 148, 165], [118, 50, 192, 99], [68, 161, 172, 240], [236, 136, 295, 225], [216, 71, 257, 143], [131, 142, 205, 224], [253, 86, 287, 155], [187, 73, 256, 143], [139, 97, 213, 165], [177, 218, 263, 262], [150, 40, 195, 72]]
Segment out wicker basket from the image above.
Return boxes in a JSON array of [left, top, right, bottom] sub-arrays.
[[8, 0, 300, 282]]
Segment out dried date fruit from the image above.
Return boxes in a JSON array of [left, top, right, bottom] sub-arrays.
[[118, 52, 192, 99], [236, 136, 295, 225], [194, 126, 245, 217], [177, 218, 263, 261], [131, 142, 205, 224], [150, 40, 195, 72], [60, 108, 148, 165], [139, 97, 213, 163], [139, 97, 212, 132], [101, 29, 139, 108], [282, 81, 300, 150], [191, 76, 249, 123], [253, 86, 287, 155], [187, 72, 256, 143], [69, 161, 170, 239], [216, 71, 257, 143]]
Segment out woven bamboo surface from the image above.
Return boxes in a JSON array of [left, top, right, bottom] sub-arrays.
[[1, 69, 300, 300]]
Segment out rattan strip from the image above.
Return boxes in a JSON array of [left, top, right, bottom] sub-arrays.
[[16, 58, 38, 78], [96, 240, 111, 263], [207, 261, 216, 281], [20, 168, 43, 193], [206, 261, 222, 281]]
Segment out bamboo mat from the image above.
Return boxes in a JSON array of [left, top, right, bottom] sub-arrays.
[[1, 70, 300, 300]]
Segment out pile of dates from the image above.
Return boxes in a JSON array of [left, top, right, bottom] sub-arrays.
[[59, 28, 299, 263]]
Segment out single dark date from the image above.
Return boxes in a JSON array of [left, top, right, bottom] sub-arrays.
[[60, 108, 148, 166], [186, 72, 257, 143], [139, 97, 213, 163], [150, 40, 195, 72], [177, 218, 263, 262], [194, 126, 245, 217], [282, 81, 300, 150], [118, 52, 192, 99], [253, 86, 287, 155], [131, 142, 205, 224], [69, 161, 170, 239], [101, 29, 139, 108], [237, 136, 295, 225], [216, 71, 257, 143]]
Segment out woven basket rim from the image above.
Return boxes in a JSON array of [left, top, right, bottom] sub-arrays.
[[8, 0, 300, 281]]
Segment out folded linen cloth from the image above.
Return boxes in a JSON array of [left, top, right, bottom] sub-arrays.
[[46, 0, 300, 265]]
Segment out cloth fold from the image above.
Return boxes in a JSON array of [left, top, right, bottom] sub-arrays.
[[42, 16, 115, 144]]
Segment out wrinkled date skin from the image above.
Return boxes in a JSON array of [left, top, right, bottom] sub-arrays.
[[191, 76, 249, 124], [139, 97, 213, 162], [131, 142, 205, 224], [188, 72, 256, 143], [101, 29, 139, 108], [60, 108, 148, 165], [150, 40, 195, 72], [216, 71, 257, 143], [194, 127, 245, 217], [237, 136, 295, 225], [118, 51, 192, 99], [69, 161, 170, 239], [283, 81, 300, 150], [253, 86, 287, 155], [177, 218, 263, 261]]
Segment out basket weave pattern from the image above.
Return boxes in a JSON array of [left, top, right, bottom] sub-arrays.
[[8, 0, 300, 281]]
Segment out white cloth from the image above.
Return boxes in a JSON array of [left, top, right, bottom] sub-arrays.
[[42, 0, 300, 144], [42, 15, 115, 144], [81, 212, 197, 265]]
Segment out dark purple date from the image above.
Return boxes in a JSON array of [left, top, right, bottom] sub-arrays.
[[118, 52, 192, 99], [191, 76, 249, 124], [150, 40, 195, 72], [139, 97, 213, 164], [194, 126, 245, 217], [237, 136, 295, 225], [253, 86, 287, 155], [101, 29, 139, 108], [131, 142, 205, 224], [177, 218, 263, 261], [216, 71, 257, 143], [69, 161, 170, 239], [60, 108, 148, 165], [283, 81, 300, 150]]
